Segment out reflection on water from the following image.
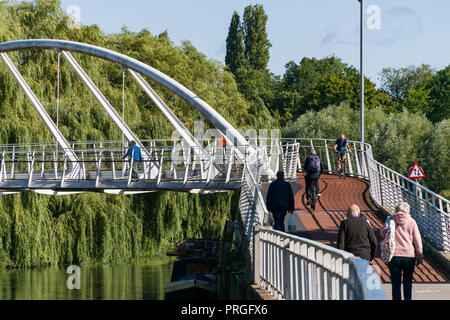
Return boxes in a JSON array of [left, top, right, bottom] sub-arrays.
[[0, 258, 174, 300]]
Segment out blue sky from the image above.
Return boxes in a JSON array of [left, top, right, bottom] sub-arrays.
[[59, 0, 450, 87]]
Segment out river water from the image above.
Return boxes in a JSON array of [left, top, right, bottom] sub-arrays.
[[0, 258, 175, 300]]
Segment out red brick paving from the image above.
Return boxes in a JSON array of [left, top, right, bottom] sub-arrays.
[[292, 172, 449, 284]]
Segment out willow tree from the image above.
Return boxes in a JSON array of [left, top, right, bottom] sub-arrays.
[[0, 0, 265, 268]]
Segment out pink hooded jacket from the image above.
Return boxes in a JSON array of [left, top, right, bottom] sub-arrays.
[[380, 211, 423, 263]]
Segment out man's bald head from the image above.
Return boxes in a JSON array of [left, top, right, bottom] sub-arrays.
[[311, 149, 316, 155], [347, 204, 360, 217]]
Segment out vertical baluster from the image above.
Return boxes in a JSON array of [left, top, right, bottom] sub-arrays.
[[111, 151, 116, 180], [353, 142, 361, 176], [60, 155, 67, 188], [0, 151, 5, 183], [183, 147, 189, 185], [325, 140, 332, 174], [28, 151, 35, 187], [11, 145, 15, 179], [41, 145, 45, 178], [53, 151, 58, 179], [156, 149, 164, 186], [95, 149, 102, 188], [81, 151, 86, 179], [347, 147, 354, 176]]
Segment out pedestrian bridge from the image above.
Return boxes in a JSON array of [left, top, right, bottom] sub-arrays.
[[241, 138, 450, 300], [0, 39, 448, 300], [0, 139, 285, 194]]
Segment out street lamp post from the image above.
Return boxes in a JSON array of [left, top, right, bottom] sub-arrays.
[[359, 0, 364, 145]]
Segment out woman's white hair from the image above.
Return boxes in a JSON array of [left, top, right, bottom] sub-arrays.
[[395, 202, 410, 214]]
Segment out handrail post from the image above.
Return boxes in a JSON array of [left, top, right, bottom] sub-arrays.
[[253, 225, 261, 285]]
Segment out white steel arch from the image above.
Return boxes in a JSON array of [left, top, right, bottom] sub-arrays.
[[0, 39, 252, 149]]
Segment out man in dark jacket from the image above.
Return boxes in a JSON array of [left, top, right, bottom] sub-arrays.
[[266, 171, 295, 232], [303, 149, 324, 206], [337, 204, 378, 262]]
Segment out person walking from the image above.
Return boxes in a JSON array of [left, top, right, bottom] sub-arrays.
[[265, 171, 295, 232], [337, 204, 378, 263], [380, 202, 423, 300], [122, 140, 143, 179], [303, 149, 324, 207]]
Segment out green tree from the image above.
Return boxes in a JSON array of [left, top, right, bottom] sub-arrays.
[[425, 65, 450, 122], [0, 0, 272, 267], [225, 11, 245, 75], [402, 86, 433, 114], [379, 64, 435, 111], [420, 119, 450, 194], [282, 102, 387, 143], [275, 56, 394, 124], [370, 111, 433, 175], [282, 103, 435, 180], [242, 4, 271, 71], [224, 5, 278, 129]]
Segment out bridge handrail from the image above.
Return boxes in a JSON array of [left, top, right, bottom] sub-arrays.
[[279, 137, 448, 212], [253, 227, 385, 300], [278, 137, 449, 253], [368, 154, 450, 213], [237, 141, 299, 284], [244, 137, 448, 300]]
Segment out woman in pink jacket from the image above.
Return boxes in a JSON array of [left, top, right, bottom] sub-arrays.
[[380, 202, 423, 300]]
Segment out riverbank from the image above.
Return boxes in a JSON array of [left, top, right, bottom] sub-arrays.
[[0, 190, 239, 269], [0, 257, 176, 300]]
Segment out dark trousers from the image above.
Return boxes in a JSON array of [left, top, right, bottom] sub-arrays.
[[387, 256, 416, 300], [272, 208, 287, 232], [304, 175, 319, 200]]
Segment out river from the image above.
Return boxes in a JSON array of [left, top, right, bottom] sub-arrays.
[[0, 258, 175, 300]]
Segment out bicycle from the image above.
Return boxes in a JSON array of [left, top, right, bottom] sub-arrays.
[[337, 152, 346, 179]]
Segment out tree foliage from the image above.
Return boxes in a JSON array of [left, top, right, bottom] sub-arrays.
[[379, 64, 449, 122], [425, 65, 450, 122], [242, 4, 271, 71], [282, 103, 449, 196], [225, 11, 245, 75], [379, 64, 434, 108], [224, 4, 278, 129], [0, 0, 261, 267], [420, 119, 450, 194], [274, 57, 394, 124]]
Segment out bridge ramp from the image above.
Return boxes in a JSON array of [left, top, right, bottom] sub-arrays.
[[288, 173, 449, 284]]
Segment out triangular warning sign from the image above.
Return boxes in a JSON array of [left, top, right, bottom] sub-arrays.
[[408, 162, 426, 179]]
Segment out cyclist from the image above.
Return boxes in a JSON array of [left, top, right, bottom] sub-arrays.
[[333, 134, 351, 173], [303, 149, 324, 206]]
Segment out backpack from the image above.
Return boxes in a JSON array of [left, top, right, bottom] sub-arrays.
[[380, 216, 396, 263], [308, 155, 320, 174]]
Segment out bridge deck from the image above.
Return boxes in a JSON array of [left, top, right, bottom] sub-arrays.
[[289, 173, 449, 284]]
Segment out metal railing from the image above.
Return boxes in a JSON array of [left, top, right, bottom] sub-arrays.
[[366, 148, 450, 252], [253, 227, 385, 300], [239, 138, 448, 300], [0, 136, 447, 299], [274, 138, 449, 253], [0, 140, 268, 191], [237, 141, 298, 285]]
